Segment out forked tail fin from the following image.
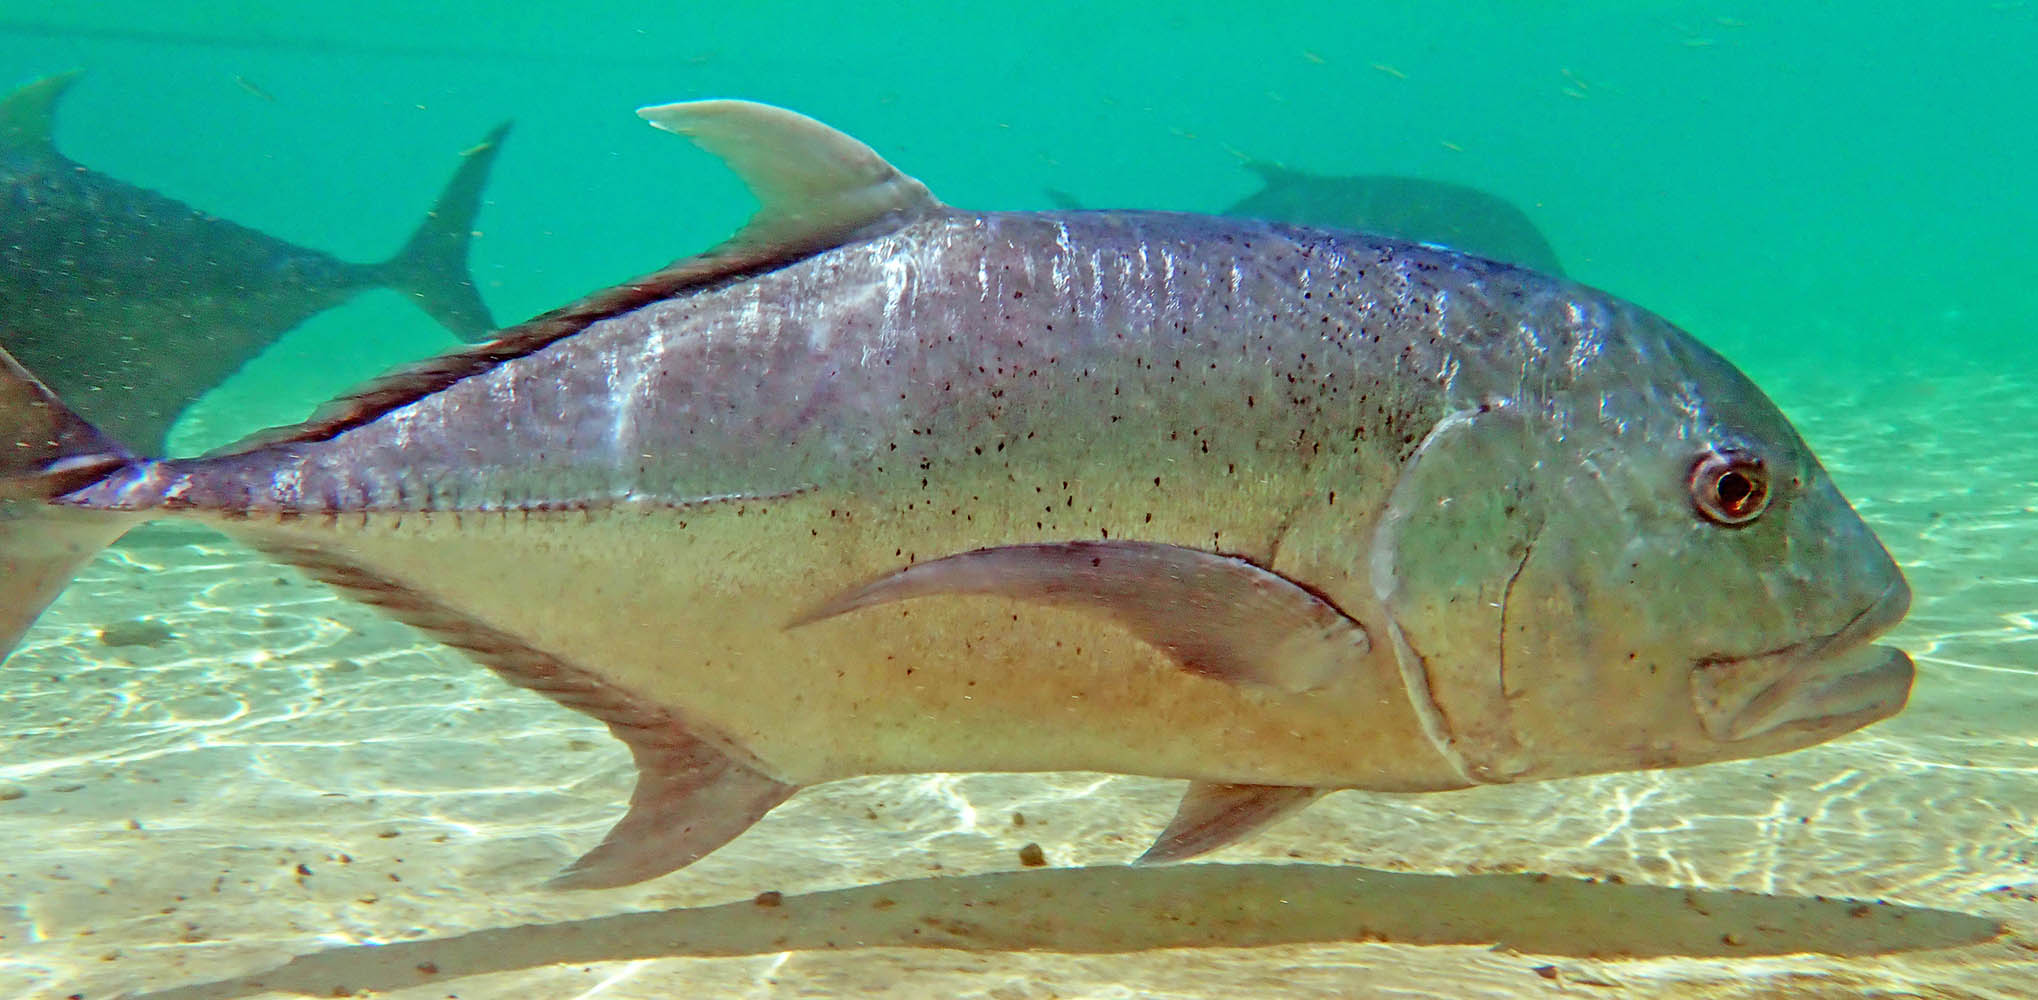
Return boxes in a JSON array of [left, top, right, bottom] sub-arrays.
[[1, 347, 137, 660], [379, 121, 513, 341]]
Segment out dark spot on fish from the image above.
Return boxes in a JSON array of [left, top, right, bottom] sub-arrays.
[[1017, 842, 1047, 867], [754, 890, 783, 907]]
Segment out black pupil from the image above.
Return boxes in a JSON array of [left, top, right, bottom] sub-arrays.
[[1717, 470, 1754, 511]]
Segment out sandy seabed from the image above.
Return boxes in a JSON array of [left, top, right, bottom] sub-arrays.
[[2, 366, 2033, 1000]]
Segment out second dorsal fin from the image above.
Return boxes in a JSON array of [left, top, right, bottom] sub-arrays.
[[638, 99, 945, 255]]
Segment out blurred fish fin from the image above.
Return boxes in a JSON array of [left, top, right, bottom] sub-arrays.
[[0, 346, 138, 661], [1137, 782, 1325, 864], [0, 69, 83, 152], [638, 99, 945, 255], [381, 121, 512, 341], [254, 537, 796, 889], [1044, 187, 1087, 211], [791, 540, 1372, 694], [1242, 159, 1302, 185]]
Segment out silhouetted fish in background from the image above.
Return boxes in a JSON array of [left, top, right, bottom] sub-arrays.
[[1049, 160, 1564, 276], [0, 71, 509, 452]]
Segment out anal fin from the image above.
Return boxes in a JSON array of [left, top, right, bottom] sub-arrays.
[[549, 724, 794, 890], [256, 539, 793, 890], [1138, 781, 1325, 864]]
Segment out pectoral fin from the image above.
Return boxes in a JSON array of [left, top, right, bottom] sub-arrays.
[[1138, 781, 1325, 864], [793, 541, 1371, 693]]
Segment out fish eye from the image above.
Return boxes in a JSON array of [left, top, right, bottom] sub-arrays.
[[1689, 450, 1770, 526]]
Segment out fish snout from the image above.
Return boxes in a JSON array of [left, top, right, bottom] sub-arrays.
[[1691, 576, 1914, 743], [1810, 574, 1910, 661]]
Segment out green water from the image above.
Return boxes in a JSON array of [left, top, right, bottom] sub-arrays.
[[2, 4, 2035, 999], [7, 1, 2035, 446]]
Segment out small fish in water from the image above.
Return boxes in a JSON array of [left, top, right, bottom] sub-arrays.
[[0, 99, 1911, 891], [0, 71, 510, 453], [231, 74, 277, 103], [1050, 162, 1565, 276]]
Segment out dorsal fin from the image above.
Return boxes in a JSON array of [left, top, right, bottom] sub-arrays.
[[217, 99, 939, 457], [638, 99, 944, 255], [0, 70, 82, 152]]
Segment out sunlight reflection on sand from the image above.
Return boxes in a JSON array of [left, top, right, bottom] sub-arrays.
[[2, 367, 2032, 999]]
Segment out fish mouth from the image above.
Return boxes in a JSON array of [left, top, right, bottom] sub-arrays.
[[1691, 580, 1915, 742]]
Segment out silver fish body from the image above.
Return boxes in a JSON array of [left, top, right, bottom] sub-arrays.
[[4, 100, 1911, 888], [101, 210, 1515, 788]]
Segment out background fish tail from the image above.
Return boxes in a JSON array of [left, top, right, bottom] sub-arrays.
[[0, 346, 137, 660], [376, 121, 513, 341]]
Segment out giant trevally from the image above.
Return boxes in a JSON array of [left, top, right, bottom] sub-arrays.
[[1050, 160, 1565, 275], [0, 71, 508, 453], [0, 99, 1911, 891]]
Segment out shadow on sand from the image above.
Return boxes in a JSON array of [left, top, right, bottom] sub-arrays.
[[133, 862, 2002, 998]]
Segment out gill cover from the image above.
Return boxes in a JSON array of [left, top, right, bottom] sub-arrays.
[[1369, 404, 1545, 785]]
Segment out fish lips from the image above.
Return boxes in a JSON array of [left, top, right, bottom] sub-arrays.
[[1690, 580, 1915, 743]]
